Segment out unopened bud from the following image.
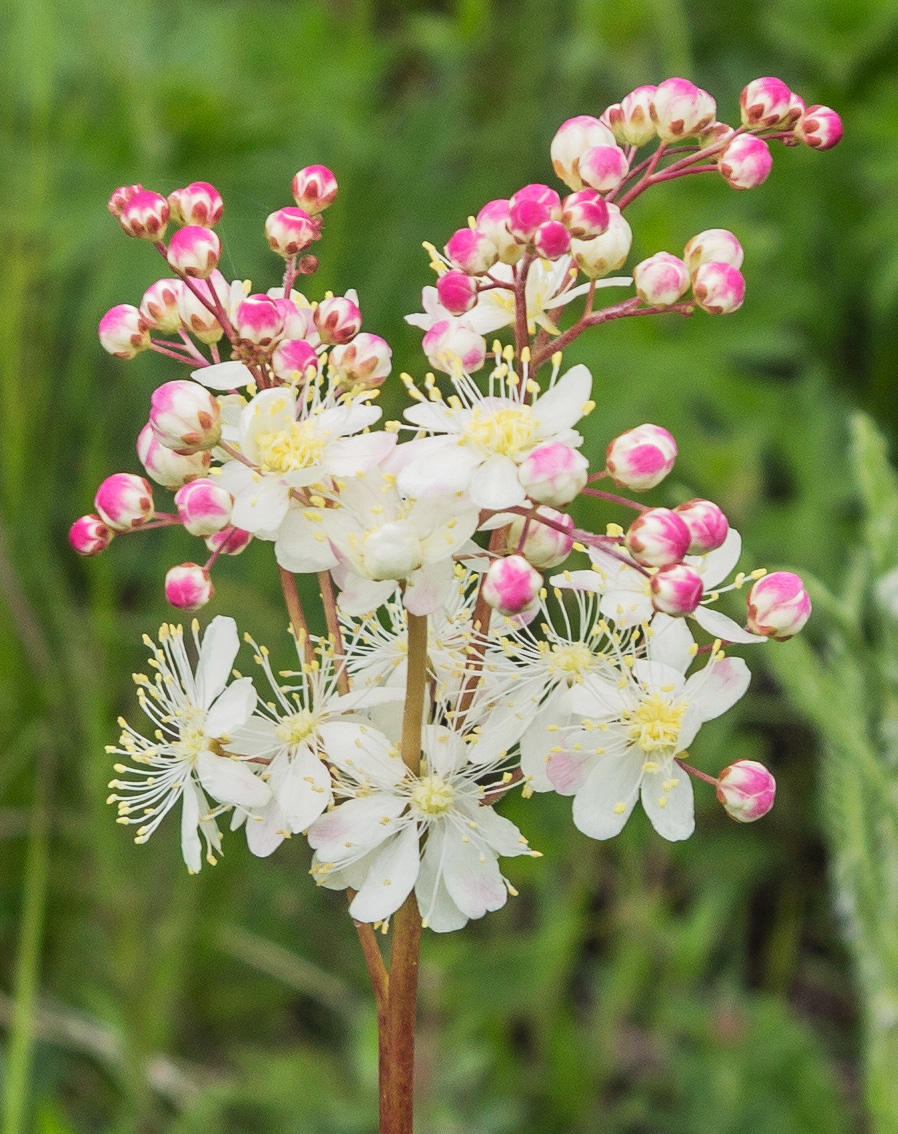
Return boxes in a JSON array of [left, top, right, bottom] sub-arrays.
[[560, 190, 609, 239], [624, 508, 691, 568], [570, 204, 632, 279], [506, 507, 574, 568], [271, 339, 319, 384], [550, 115, 616, 190], [361, 522, 423, 581], [605, 423, 677, 491], [264, 207, 320, 257], [174, 479, 233, 536], [746, 572, 811, 640], [69, 514, 114, 556], [98, 304, 150, 359], [650, 563, 704, 615], [177, 271, 228, 343], [605, 86, 658, 146], [166, 225, 222, 278], [674, 498, 729, 554], [119, 190, 170, 240], [168, 182, 224, 227], [329, 332, 392, 388], [436, 269, 478, 316], [518, 441, 588, 506], [314, 295, 362, 345], [235, 294, 285, 346], [651, 78, 716, 142], [108, 184, 143, 218], [150, 380, 221, 454], [137, 423, 211, 488], [683, 229, 743, 274], [719, 134, 772, 190], [508, 198, 551, 244], [291, 165, 338, 214], [445, 228, 498, 275], [95, 473, 154, 531], [140, 279, 183, 332], [794, 105, 843, 151], [692, 261, 745, 314], [740, 77, 795, 129], [422, 320, 486, 374], [482, 555, 542, 616], [533, 220, 571, 260], [165, 563, 213, 611], [510, 184, 562, 215], [633, 252, 691, 306], [206, 527, 252, 556], [271, 295, 314, 339], [578, 144, 630, 194], [716, 760, 776, 822], [475, 200, 522, 264]]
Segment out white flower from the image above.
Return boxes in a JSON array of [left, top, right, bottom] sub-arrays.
[[106, 617, 269, 872], [307, 724, 537, 931]]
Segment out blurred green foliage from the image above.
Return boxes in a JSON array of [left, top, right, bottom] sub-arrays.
[[0, 0, 893, 1130]]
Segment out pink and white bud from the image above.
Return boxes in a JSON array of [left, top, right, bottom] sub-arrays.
[[506, 507, 574, 568], [264, 206, 320, 257], [271, 338, 319, 384], [794, 105, 843, 151], [361, 523, 423, 581], [444, 228, 498, 275], [291, 165, 338, 214], [651, 563, 704, 616], [421, 320, 486, 374], [166, 225, 221, 278], [533, 220, 571, 260], [579, 144, 630, 194], [436, 269, 478, 316], [606, 86, 658, 146], [119, 190, 170, 240], [746, 572, 811, 640], [177, 271, 228, 344], [174, 478, 233, 536], [482, 555, 543, 616], [624, 507, 691, 568], [150, 380, 222, 454], [314, 295, 362, 345], [510, 184, 562, 216], [329, 332, 393, 388], [605, 423, 677, 491], [716, 760, 776, 822], [475, 200, 522, 264], [108, 184, 143, 218], [570, 204, 632, 279], [137, 423, 211, 488], [508, 198, 552, 244], [518, 441, 589, 507], [69, 514, 114, 556], [165, 563, 213, 611], [683, 229, 743, 274], [740, 77, 795, 129], [693, 261, 745, 315], [633, 252, 691, 306], [168, 182, 224, 227], [719, 134, 772, 190], [140, 279, 183, 332], [272, 296, 314, 340], [674, 498, 729, 554], [95, 473, 155, 531], [98, 304, 150, 359], [705, 121, 737, 145], [550, 115, 616, 190], [235, 294, 285, 346], [651, 78, 717, 142], [560, 190, 609, 239], [205, 527, 252, 556]]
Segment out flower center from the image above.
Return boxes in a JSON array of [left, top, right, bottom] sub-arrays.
[[255, 420, 326, 473], [172, 706, 209, 762], [463, 404, 535, 456], [410, 774, 455, 817], [275, 709, 317, 745], [548, 641, 595, 678], [626, 694, 687, 753]]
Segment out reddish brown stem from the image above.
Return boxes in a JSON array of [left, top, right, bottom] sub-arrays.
[[277, 565, 313, 662]]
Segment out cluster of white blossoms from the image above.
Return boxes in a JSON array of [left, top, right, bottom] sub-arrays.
[[81, 75, 840, 929]]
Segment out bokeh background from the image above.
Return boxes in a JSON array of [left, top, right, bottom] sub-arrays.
[[2, 0, 896, 1130]]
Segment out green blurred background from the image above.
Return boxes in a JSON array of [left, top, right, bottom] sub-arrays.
[[2, 0, 896, 1130]]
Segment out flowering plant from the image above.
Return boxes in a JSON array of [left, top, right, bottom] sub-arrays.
[[73, 76, 840, 1131]]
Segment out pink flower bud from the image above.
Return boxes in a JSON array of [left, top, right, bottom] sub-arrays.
[[235, 294, 285, 346], [174, 478, 233, 536], [206, 527, 252, 556], [168, 182, 224, 227], [271, 338, 319, 383], [746, 572, 811, 640], [605, 423, 677, 491], [560, 190, 609, 239], [605, 86, 658, 146], [177, 271, 228, 344], [165, 563, 213, 611], [272, 296, 314, 340], [740, 77, 795, 129], [533, 220, 571, 260], [436, 269, 478, 316], [693, 261, 745, 315], [140, 279, 183, 332], [506, 507, 574, 568], [166, 225, 222, 278], [518, 441, 589, 506], [445, 228, 498, 275], [651, 563, 704, 615], [674, 498, 729, 554], [683, 229, 743, 274], [264, 206, 320, 257], [509, 184, 562, 216], [95, 473, 155, 531], [314, 295, 362, 345], [150, 380, 222, 454], [421, 320, 486, 374], [633, 252, 691, 306], [624, 508, 691, 568], [108, 184, 143, 218], [508, 198, 551, 244], [570, 204, 632, 279], [291, 165, 339, 214], [651, 78, 716, 142], [98, 304, 150, 359], [137, 423, 211, 488], [550, 115, 616, 190], [329, 332, 393, 388], [578, 144, 630, 194], [794, 105, 843, 151], [119, 190, 170, 240], [69, 514, 114, 556], [475, 200, 522, 264], [716, 760, 776, 822], [719, 134, 772, 190], [482, 555, 543, 616]]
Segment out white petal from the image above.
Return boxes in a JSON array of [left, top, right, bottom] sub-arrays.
[[306, 793, 406, 863], [180, 782, 203, 873], [546, 745, 596, 796], [336, 573, 396, 616], [468, 455, 525, 510], [404, 560, 453, 616], [227, 717, 279, 758], [195, 616, 240, 708], [520, 702, 571, 792], [684, 656, 751, 721], [440, 829, 507, 920], [191, 360, 255, 390], [532, 364, 593, 436], [348, 823, 421, 923], [317, 721, 406, 786], [416, 829, 469, 932], [458, 800, 532, 858], [640, 766, 694, 841], [648, 613, 695, 672], [324, 431, 397, 475], [397, 442, 481, 499], [205, 677, 257, 738], [276, 746, 332, 832], [231, 477, 290, 534], [196, 751, 272, 808], [571, 753, 643, 839], [275, 509, 339, 574], [421, 725, 467, 778], [245, 801, 289, 858], [692, 604, 766, 644], [695, 527, 742, 588]]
